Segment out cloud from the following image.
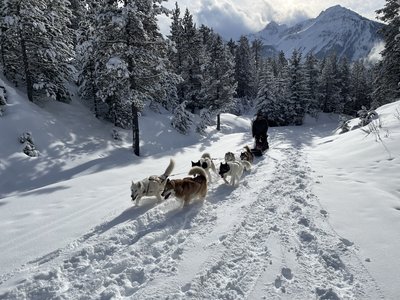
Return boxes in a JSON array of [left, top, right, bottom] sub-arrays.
[[160, 0, 386, 40], [196, 0, 275, 39], [365, 41, 384, 63]]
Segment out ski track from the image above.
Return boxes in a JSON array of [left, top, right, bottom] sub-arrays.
[[0, 139, 383, 300]]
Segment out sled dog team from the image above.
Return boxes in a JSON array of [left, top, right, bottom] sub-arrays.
[[130, 146, 255, 207]]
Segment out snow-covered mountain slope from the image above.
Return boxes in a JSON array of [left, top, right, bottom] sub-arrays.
[[249, 5, 384, 61], [0, 77, 400, 299]]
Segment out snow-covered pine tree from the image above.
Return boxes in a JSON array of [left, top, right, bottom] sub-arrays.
[[1, 0, 74, 102], [68, 0, 86, 44], [375, 0, 400, 103], [76, 0, 103, 119], [196, 108, 212, 134], [274, 51, 290, 125], [318, 53, 342, 113], [251, 39, 264, 94], [226, 38, 237, 57], [287, 49, 307, 125], [201, 34, 237, 131], [303, 52, 319, 118], [179, 8, 205, 113], [337, 57, 352, 115], [235, 35, 256, 100], [171, 100, 192, 134], [349, 60, 372, 113], [93, 1, 131, 128], [256, 59, 280, 125], [42, 0, 75, 102], [93, 0, 173, 155], [167, 2, 184, 78], [0, 0, 18, 81]]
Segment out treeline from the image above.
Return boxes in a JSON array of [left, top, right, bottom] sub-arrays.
[[0, 0, 398, 154]]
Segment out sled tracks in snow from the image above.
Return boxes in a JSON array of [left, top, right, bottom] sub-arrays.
[[0, 145, 383, 299], [180, 147, 383, 299]]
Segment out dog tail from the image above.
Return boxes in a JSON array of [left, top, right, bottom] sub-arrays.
[[188, 166, 207, 181], [241, 160, 252, 171], [161, 159, 175, 180], [244, 145, 251, 153]]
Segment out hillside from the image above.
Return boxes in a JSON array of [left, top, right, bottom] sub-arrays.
[[249, 5, 384, 61], [0, 78, 400, 299]]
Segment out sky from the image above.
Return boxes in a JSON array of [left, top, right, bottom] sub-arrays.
[[158, 0, 386, 40], [1, 75, 400, 299]]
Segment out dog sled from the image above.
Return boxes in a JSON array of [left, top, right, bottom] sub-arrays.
[[251, 136, 269, 157]]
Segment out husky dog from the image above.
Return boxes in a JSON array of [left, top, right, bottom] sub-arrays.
[[130, 159, 175, 206], [219, 160, 251, 187], [224, 151, 236, 162], [191, 152, 216, 182], [240, 145, 254, 164], [161, 166, 208, 207]]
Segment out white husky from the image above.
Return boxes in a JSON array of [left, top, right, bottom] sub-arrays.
[[130, 159, 175, 206], [191, 152, 217, 182], [218, 160, 251, 187]]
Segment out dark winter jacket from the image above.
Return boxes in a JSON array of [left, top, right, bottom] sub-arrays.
[[252, 116, 269, 137]]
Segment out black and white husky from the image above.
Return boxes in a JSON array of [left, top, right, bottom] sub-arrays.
[[130, 159, 175, 206], [191, 153, 217, 182], [219, 160, 251, 187]]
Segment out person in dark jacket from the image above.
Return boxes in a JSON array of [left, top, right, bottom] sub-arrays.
[[252, 112, 269, 151]]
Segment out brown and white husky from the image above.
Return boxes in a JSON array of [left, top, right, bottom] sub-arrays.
[[162, 166, 208, 207]]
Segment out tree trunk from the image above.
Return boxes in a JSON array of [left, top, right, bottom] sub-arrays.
[[90, 62, 99, 118], [18, 28, 33, 102], [131, 103, 140, 156], [0, 35, 6, 76], [216, 113, 221, 131]]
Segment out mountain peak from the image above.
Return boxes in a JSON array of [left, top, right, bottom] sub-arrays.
[[248, 5, 384, 61], [264, 21, 287, 30], [318, 4, 362, 20]]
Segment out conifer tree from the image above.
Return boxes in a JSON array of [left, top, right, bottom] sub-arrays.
[[318, 53, 342, 113], [93, 0, 174, 155], [226, 39, 237, 57], [202, 34, 237, 130], [256, 60, 279, 124], [235, 35, 255, 99], [1, 0, 74, 102], [337, 57, 352, 114], [179, 8, 205, 112], [0, 0, 18, 81], [171, 100, 192, 134], [168, 2, 183, 76], [76, 0, 103, 119], [287, 49, 307, 125], [375, 0, 400, 102], [274, 52, 290, 125], [303, 52, 319, 117], [349, 61, 372, 113], [252, 39, 264, 93]]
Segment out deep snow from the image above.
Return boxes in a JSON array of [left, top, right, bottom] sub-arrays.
[[0, 77, 399, 299]]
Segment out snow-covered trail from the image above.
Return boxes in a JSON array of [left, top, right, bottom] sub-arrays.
[[0, 128, 382, 299]]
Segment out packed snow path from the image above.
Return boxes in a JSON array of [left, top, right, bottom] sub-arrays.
[[0, 132, 383, 299]]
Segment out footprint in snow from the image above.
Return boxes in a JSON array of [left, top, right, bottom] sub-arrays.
[[281, 267, 293, 280], [298, 217, 310, 227]]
